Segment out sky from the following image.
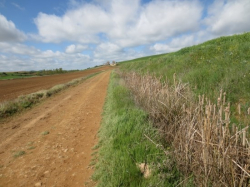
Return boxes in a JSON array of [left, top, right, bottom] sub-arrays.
[[0, 0, 250, 72]]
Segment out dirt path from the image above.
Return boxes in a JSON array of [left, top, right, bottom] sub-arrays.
[[0, 70, 111, 187]]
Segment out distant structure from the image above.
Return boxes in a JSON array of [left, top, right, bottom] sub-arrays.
[[110, 61, 117, 66], [104, 60, 117, 66]]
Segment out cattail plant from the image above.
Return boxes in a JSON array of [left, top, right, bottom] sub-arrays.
[[118, 70, 250, 186]]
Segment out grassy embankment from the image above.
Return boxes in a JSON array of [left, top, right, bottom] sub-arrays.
[[0, 72, 100, 119], [92, 72, 182, 187], [113, 32, 250, 186], [120, 32, 250, 117]]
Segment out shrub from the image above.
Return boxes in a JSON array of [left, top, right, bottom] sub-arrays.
[[120, 71, 250, 186]]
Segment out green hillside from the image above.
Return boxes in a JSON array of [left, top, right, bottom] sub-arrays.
[[120, 32, 250, 113], [116, 32, 250, 186]]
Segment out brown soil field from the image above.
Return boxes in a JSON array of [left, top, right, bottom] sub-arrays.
[[0, 66, 114, 103], [0, 70, 111, 186]]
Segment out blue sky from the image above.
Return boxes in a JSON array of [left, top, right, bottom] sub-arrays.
[[0, 0, 250, 71]]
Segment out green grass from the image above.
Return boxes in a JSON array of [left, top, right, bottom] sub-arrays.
[[13, 151, 26, 158], [93, 72, 181, 187], [41, 131, 50, 135], [0, 69, 81, 80], [27, 146, 36, 150], [119, 32, 250, 109], [0, 75, 33, 80]]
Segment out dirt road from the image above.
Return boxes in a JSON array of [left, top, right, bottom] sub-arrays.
[[0, 66, 113, 102], [0, 70, 111, 187]]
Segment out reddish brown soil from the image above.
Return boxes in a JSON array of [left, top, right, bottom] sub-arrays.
[[0, 66, 113, 102], [0, 70, 111, 187]]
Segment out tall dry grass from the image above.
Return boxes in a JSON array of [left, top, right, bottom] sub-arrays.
[[119, 71, 250, 186]]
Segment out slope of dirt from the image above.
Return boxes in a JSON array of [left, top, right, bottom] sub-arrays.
[[0, 66, 113, 102], [0, 71, 111, 187]]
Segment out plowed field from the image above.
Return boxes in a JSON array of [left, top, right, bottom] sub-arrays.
[[0, 70, 111, 186], [0, 66, 113, 102]]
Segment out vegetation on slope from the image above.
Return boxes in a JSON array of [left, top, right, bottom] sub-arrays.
[[120, 32, 250, 113], [119, 71, 249, 186], [117, 32, 250, 186], [93, 72, 182, 187]]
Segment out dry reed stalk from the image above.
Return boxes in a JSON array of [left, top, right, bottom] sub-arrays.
[[223, 92, 226, 105], [243, 129, 246, 147], [238, 103, 241, 115]]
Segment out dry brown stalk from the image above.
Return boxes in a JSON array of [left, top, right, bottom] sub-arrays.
[[144, 134, 169, 156], [231, 159, 250, 177], [223, 92, 226, 105], [238, 103, 241, 115], [243, 129, 246, 147]]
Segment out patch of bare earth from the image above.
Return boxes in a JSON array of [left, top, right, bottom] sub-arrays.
[[0, 66, 113, 102], [0, 71, 111, 187]]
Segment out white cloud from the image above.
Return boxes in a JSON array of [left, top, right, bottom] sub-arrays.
[[108, 0, 140, 39], [33, 0, 202, 47], [170, 35, 195, 48], [205, 0, 250, 35], [3, 0, 250, 72], [0, 42, 39, 55], [150, 35, 196, 53], [115, 0, 202, 47], [150, 0, 250, 54], [65, 44, 88, 53], [0, 42, 91, 71], [34, 3, 111, 43], [95, 42, 121, 55], [12, 3, 25, 11], [0, 0, 204, 71], [94, 42, 123, 61], [93, 42, 146, 64], [0, 14, 26, 42], [150, 43, 172, 53]]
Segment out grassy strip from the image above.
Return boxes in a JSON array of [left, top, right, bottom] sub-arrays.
[[0, 69, 81, 80], [0, 72, 100, 119], [92, 72, 181, 187], [0, 75, 33, 80]]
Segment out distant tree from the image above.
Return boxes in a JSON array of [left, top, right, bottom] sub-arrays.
[[105, 61, 110, 65]]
